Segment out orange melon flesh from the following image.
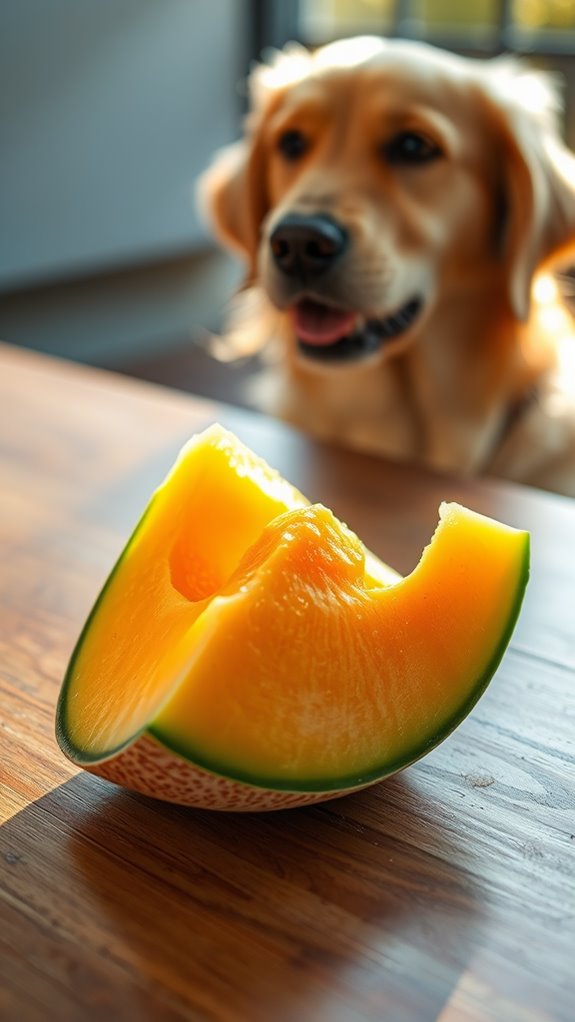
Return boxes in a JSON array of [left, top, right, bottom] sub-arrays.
[[60, 426, 305, 759], [151, 502, 528, 787], [57, 423, 529, 799], [59, 424, 398, 764]]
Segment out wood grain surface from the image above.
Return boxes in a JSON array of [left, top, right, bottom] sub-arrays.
[[1, 342, 574, 1022]]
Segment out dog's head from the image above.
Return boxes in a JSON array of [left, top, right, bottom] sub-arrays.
[[199, 37, 575, 366]]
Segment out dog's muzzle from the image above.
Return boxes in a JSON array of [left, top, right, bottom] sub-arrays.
[[269, 213, 423, 362]]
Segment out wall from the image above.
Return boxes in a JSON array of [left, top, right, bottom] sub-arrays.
[[0, 0, 246, 290]]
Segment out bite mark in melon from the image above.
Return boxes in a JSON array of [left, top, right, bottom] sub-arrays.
[[56, 424, 529, 811]]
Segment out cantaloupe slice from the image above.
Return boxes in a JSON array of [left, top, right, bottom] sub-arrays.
[[56, 424, 529, 811]]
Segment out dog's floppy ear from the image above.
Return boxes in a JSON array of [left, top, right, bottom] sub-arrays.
[[197, 132, 269, 279], [484, 61, 575, 320], [198, 44, 314, 279]]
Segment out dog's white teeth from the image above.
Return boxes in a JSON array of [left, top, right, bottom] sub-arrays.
[[375, 298, 421, 337]]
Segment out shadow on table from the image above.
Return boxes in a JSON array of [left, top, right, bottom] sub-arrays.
[[1, 770, 484, 1022]]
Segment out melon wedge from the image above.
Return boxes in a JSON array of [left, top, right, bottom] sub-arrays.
[[56, 424, 529, 811]]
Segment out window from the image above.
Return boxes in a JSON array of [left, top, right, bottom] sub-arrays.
[[299, 0, 575, 51], [256, 0, 575, 146]]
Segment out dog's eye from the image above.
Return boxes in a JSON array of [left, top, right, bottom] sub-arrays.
[[277, 130, 308, 161], [383, 131, 442, 165]]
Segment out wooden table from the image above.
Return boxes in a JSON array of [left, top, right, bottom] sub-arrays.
[[1, 343, 574, 1022]]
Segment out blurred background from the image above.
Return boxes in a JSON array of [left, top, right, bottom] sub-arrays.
[[1, 0, 574, 408]]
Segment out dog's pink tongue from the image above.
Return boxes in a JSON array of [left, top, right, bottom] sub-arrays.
[[291, 299, 355, 346]]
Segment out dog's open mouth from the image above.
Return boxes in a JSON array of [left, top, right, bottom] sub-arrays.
[[291, 296, 423, 361]]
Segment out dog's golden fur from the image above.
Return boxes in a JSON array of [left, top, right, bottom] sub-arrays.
[[200, 36, 575, 496]]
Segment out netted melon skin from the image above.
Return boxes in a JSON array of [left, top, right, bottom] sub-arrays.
[[87, 732, 372, 811]]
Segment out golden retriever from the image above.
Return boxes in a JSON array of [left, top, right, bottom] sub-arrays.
[[199, 36, 575, 496]]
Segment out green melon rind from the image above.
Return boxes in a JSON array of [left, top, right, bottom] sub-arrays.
[[57, 515, 529, 790], [144, 531, 530, 793], [55, 497, 159, 767]]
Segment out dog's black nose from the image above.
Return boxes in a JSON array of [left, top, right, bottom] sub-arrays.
[[270, 214, 348, 277]]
